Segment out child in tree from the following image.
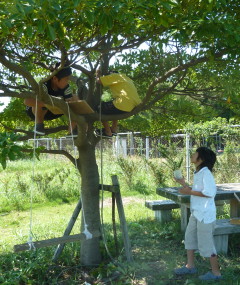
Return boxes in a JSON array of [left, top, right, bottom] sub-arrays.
[[95, 70, 141, 138], [24, 63, 77, 136], [174, 147, 222, 281]]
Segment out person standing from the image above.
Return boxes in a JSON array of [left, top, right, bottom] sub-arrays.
[[174, 147, 222, 281]]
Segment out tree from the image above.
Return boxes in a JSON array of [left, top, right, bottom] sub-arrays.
[[1, 0, 240, 265]]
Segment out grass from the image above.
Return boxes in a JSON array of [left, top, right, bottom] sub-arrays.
[[0, 201, 240, 284], [0, 151, 240, 284]]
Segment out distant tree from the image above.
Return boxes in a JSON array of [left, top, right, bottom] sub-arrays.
[[1, 0, 240, 265]]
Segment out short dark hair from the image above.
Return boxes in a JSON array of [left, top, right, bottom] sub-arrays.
[[105, 70, 119, 75], [196, 147, 216, 172], [52, 62, 72, 79]]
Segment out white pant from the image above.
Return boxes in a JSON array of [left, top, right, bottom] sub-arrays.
[[184, 214, 217, 257]]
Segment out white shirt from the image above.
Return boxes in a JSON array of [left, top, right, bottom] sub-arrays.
[[190, 167, 217, 224]]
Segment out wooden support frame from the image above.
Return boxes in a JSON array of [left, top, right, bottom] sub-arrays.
[[68, 100, 94, 114], [14, 232, 100, 252], [14, 175, 133, 263], [111, 175, 133, 262], [52, 199, 83, 261]]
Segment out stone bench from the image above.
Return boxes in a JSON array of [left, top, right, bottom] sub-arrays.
[[214, 219, 240, 254], [145, 200, 180, 223]]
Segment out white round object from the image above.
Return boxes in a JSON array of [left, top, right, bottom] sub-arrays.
[[173, 169, 183, 179]]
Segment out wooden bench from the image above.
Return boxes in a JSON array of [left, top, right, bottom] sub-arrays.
[[214, 219, 240, 254], [145, 200, 180, 223]]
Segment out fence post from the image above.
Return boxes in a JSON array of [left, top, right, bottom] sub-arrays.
[[60, 138, 62, 150], [47, 138, 50, 150], [146, 136, 150, 160], [185, 133, 191, 182], [130, 132, 134, 155]]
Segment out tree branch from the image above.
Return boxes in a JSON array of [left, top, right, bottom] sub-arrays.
[[0, 49, 39, 91], [1, 123, 68, 140], [143, 70, 188, 110], [21, 148, 76, 165], [142, 50, 227, 106]]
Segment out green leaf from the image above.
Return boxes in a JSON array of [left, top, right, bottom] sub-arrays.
[[16, 3, 25, 15], [63, 37, 71, 50], [11, 145, 21, 152], [25, 25, 33, 37], [8, 151, 16, 161], [37, 19, 45, 33], [106, 15, 113, 30], [73, 0, 82, 7], [85, 10, 94, 25], [47, 24, 56, 40], [0, 158, 6, 169]]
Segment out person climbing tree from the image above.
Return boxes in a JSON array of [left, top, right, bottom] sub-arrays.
[[95, 70, 142, 138], [24, 62, 77, 137]]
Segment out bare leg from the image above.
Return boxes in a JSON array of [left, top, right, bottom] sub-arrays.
[[24, 98, 46, 124], [102, 121, 112, 136], [69, 121, 77, 132], [111, 120, 118, 133], [209, 254, 221, 276], [186, 249, 195, 268]]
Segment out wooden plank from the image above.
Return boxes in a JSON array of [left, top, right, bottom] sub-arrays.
[[156, 187, 190, 204], [45, 104, 63, 114], [14, 231, 100, 252], [230, 218, 240, 225], [214, 219, 240, 235], [145, 200, 180, 210], [68, 100, 94, 114], [157, 185, 240, 204], [52, 199, 82, 262], [112, 175, 133, 262], [99, 184, 120, 193]]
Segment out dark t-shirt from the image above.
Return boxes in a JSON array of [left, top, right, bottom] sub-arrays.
[[26, 79, 73, 121], [43, 80, 72, 100]]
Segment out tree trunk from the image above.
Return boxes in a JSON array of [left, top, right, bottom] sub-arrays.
[[77, 142, 101, 265]]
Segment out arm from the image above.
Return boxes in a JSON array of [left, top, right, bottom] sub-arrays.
[[180, 186, 209, 197], [175, 177, 210, 197]]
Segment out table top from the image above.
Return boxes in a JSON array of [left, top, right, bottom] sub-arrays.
[[156, 183, 240, 204]]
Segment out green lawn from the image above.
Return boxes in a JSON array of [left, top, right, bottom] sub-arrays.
[[0, 154, 240, 284]]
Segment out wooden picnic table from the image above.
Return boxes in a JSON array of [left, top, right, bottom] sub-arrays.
[[156, 183, 240, 231]]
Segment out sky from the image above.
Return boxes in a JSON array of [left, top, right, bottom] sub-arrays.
[[0, 97, 10, 112]]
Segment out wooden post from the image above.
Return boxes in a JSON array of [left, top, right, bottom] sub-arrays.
[[230, 199, 240, 218], [180, 204, 190, 232], [155, 210, 172, 223], [112, 192, 119, 255], [214, 235, 229, 254], [52, 199, 82, 262], [111, 175, 133, 262]]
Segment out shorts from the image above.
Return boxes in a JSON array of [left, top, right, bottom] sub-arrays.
[[184, 214, 217, 257], [26, 106, 63, 121], [97, 101, 127, 115]]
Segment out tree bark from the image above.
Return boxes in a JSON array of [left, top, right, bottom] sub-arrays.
[[77, 142, 101, 265]]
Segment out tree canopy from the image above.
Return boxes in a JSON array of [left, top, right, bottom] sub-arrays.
[[1, 0, 240, 103], [1, 0, 240, 265]]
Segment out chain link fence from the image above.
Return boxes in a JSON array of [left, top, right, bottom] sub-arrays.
[[28, 130, 240, 183]]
